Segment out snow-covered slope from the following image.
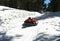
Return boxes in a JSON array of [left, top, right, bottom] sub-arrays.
[[0, 6, 60, 41]]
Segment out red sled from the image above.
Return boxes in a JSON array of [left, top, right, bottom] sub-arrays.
[[23, 18, 38, 27]]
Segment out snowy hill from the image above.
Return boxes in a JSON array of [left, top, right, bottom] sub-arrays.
[[0, 6, 60, 41]]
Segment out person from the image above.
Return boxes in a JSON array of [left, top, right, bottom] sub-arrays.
[[25, 17, 37, 24], [31, 18, 37, 24], [25, 17, 32, 23]]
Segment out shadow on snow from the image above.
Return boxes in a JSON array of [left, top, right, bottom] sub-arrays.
[[34, 12, 60, 21], [0, 32, 13, 41], [33, 33, 60, 41]]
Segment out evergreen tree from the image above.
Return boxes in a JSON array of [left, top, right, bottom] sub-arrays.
[[0, 0, 44, 12], [47, 0, 60, 12], [19, 0, 44, 12], [43, 4, 47, 11]]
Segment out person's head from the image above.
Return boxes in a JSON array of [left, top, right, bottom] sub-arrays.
[[28, 17, 31, 19]]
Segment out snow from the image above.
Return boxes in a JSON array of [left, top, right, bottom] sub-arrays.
[[0, 6, 60, 41]]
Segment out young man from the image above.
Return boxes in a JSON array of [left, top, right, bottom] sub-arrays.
[[25, 17, 32, 23], [25, 17, 36, 24]]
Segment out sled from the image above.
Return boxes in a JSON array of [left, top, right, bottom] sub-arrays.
[[22, 17, 38, 28], [22, 22, 38, 27]]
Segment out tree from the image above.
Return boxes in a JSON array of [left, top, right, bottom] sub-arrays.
[[43, 4, 47, 11], [19, 0, 44, 12], [47, 0, 60, 12], [0, 0, 44, 12]]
